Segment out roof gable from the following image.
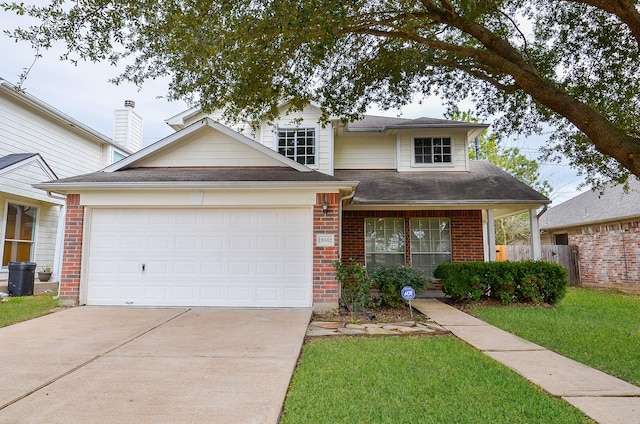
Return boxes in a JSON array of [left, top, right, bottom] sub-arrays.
[[104, 118, 312, 173], [0, 153, 57, 180]]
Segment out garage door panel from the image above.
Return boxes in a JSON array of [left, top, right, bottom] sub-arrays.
[[87, 208, 312, 307]]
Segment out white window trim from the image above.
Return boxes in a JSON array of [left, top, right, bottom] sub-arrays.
[[1, 200, 39, 268], [411, 136, 454, 168], [274, 125, 320, 169], [364, 218, 406, 269]]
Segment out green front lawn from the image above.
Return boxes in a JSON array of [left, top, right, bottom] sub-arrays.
[[470, 288, 640, 386], [0, 294, 61, 328], [281, 336, 590, 423]]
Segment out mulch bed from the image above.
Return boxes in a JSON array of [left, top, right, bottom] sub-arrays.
[[312, 304, 428, 324]]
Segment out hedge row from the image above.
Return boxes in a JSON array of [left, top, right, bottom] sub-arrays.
[[433, 261, 568, 305]]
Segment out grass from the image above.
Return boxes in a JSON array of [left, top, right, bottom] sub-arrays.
[[0, 293, 61, 328], [281, 336, 590, 423], [469, 288, 640, 386]]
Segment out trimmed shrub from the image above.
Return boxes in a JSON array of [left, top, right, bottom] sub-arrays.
[[434, 261, 568, 305], [371, 265, 431, 307], [333, 260, 377, 311]]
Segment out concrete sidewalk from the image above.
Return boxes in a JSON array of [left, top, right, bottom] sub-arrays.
[[412, 299, 640, 424]]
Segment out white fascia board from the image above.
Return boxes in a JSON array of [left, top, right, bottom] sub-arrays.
[[33, 180, 360, 193], [467, 125, 490, 140], [164, 106, 203, 130]]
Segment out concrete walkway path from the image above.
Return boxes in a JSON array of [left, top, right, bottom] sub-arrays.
[[412, 299, 640, 424], [0, 307, 310, 424]]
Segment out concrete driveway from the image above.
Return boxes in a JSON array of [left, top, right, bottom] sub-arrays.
[[0, 307, 311, 424]]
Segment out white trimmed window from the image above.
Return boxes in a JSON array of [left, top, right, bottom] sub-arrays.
[[277, 127, 316, 166], [410, 218, 451, 277], [2, 202, 37, 267], [414, 137, 452, 164], [365, 218, 405, 268]]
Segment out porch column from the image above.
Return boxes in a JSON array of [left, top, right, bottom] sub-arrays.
[[486, 209, 497, 262], [529, 208, 542, 260]]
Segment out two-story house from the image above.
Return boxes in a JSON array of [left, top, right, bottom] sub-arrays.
[[0, 78, 142, 283], [36, 104, 549, 311]]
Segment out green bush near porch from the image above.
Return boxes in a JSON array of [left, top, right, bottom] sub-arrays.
[[371, 264, 430, 307], [434, 261, 568, 304]]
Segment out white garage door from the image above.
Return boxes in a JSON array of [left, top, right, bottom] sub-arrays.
[[86, 208, 313, 307]]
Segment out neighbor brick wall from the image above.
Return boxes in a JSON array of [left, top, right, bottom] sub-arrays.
[[342, 210, 485, 264], [313, 193, 340, 311], [59, 194, 83, 305], [567, 220, 640, 289]]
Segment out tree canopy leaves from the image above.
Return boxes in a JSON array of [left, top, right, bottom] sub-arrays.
[[4, 0, 640, 187]]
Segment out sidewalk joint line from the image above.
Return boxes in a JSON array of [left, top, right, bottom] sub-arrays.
[[0, 308, 191, 411]]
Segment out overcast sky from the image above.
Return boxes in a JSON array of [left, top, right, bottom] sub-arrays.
[[0, 11, 585, 204]]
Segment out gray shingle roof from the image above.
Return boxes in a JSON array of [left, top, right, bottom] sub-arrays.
[[540, 179, 640, 230], [345, 115, 489, 132], [0, 153, 38, 170], [39, 166, 343, 185], [335, 161, 549, 205]]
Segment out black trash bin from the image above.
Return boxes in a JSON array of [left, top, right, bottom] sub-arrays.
[[8, 262, 36, 296]]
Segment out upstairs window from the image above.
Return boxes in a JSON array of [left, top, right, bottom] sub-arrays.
[[414, 137, 452, 164], [277, 128, 316, 166]]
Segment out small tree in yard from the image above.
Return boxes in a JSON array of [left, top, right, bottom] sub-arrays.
[[333, 260, 377, 315]]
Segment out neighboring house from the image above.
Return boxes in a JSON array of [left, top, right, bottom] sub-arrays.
[[0, 78, 141, 283], [540, 179, 640, 291], [37, 104, 549, 311]]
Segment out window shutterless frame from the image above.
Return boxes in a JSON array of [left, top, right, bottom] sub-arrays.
[[2, 201, 38, 267], [409, 218, 452, 277], [276, 127, 318, 166], [413, 137, 452, 165]]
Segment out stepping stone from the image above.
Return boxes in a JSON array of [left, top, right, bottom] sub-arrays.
[[366, 327, 397, 335], [306, 329, 340, 336], [338, 328, 366, 335]]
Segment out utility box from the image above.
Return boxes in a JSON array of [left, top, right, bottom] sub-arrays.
[[8, 262, 36, 296]]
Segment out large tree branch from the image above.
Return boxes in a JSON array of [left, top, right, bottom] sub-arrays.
[[570, 0, 640, 47]]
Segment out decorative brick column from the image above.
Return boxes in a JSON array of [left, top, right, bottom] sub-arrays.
[[312, 193, 340, 312], [59, 194, 83, 306]]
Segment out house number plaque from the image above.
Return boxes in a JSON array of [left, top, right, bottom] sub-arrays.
[[316, 234, 335, 247]]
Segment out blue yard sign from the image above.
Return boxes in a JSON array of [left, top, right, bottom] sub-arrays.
[[401, 286, 416, 301], [401, 286, 416, 318]]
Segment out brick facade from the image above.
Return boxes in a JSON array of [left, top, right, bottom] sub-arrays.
[[566, 220, 640, 289], [312, 193, 341, 311], [342, 209, 485, 265], [59, 194, 83, 305]]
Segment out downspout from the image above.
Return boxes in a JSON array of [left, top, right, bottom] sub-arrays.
[[47, 191, 67, 301], [537, 205, 548, 219]]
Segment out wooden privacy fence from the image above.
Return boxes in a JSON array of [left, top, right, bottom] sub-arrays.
[[495, 244, 581, 285]]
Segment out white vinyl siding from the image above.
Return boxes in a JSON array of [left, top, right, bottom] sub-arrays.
[[0, 92, 109, 178], [139, 127, 284, 168], [334, 135, 396, 169]]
